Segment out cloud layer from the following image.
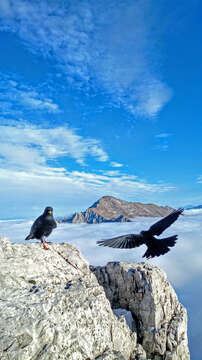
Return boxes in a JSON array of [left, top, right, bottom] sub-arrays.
[[0, 123, 175, 217], [3, 213, 201, 287], [0, 0, 172, 117]]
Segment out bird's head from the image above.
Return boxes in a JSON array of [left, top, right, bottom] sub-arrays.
[[43, 206, 53, 216]]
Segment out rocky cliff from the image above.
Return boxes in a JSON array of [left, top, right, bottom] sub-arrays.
[[0, 237, 190, 360], [61, 196, 174, 224]]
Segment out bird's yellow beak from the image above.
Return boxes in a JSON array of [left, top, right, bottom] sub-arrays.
[[48, 210, 52, 214]]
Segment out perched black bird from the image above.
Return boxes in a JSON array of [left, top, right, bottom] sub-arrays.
[[25, 206, 57, 250], [97, 208, 184, 259]]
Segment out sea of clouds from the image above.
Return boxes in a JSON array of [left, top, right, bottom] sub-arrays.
[[0, 211, 201, 359]]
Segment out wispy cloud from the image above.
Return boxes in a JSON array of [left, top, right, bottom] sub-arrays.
[[133, 80, 172, 117], [0, 122, 175, 217], [0, 0, 172, 117], [104, 170, 121, 177], [110, 162, 123, 168], [0, 123, 108, 170], [0, 73, 59, 115], [0, 166, 175, 219], [154, 132, 172, 151], [155, 133, 172, 138], [155, 144, 169, 151], [197, 176, 202, 183], [65, 170, 174, 194]]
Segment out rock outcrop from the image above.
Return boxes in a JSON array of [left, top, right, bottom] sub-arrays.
[[61, 196, 174, 224], [91, 263, 190, 360], [0, 237, 190, 360], [68, 209, 131, 224]]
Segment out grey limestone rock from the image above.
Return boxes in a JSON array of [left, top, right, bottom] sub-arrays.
[[0, 237, 189, 360], [0, 237, 136, 360], [92, 262, 190, 360]]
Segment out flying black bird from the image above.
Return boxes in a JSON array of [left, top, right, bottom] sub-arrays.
[[25, 206, 57, 250], [97, 208, 184, 259]]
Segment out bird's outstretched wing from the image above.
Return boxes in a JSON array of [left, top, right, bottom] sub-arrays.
[[148, 208, 184, 236], [97, 234, 144, 249]]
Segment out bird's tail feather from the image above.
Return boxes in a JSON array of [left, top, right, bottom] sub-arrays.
[[142, 235, 177, 259], [162, 235, 177, 247]]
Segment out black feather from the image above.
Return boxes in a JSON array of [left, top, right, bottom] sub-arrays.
[[97, 234, 144, 249], [97, 208, 183, 259], [25, 206, 57, 242], [148, 208, 184, 236], [142, 235, 178, 259]]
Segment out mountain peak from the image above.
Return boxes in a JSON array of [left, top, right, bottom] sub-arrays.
[[63, 196, 174, 224]]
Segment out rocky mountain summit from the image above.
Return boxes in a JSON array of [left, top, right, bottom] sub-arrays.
[[61, 196, 174, 224], [0, 237, 189, 360]]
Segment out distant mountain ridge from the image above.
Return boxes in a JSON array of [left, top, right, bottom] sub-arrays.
[[61, 196, 174, 224]]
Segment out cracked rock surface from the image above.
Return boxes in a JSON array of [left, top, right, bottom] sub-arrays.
[[0, 238, 190, 360], [0, 238, 136, 360], [92, 262, 190, 360]]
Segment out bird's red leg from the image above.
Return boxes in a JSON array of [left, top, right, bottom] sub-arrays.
[[147, 255, 153, 259], [41, 236, 49, 250]]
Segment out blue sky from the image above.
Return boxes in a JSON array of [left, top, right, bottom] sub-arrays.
[[0, 0, 201, 218]]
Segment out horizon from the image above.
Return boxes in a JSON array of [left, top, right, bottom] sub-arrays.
[[1, 199, 201, 220], [0, 194, 179, 220]]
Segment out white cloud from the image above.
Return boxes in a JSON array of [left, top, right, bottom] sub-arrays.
[[0, 122, 176, 218], [1, 213, 201, 288], [21, 92, 59, 112], [1, 213, 201, 286], [155, 144, 169, 151], [104, 170, 121, 177], [197, 176, 202, 183], [132, 79, 172, 117], [0, 74, 59, 114], [0, 165, 175, 220], [0, 124, 109, 170], [0, 122, 175, 218], [154, 132, 172, 151], [66, 170, 174, 194], [110, 162, 123, 168], [156, 133, 172, 138], [0, 0, 172, 117], [0, 124, 174, 199], [184, 209, 202, 215]]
